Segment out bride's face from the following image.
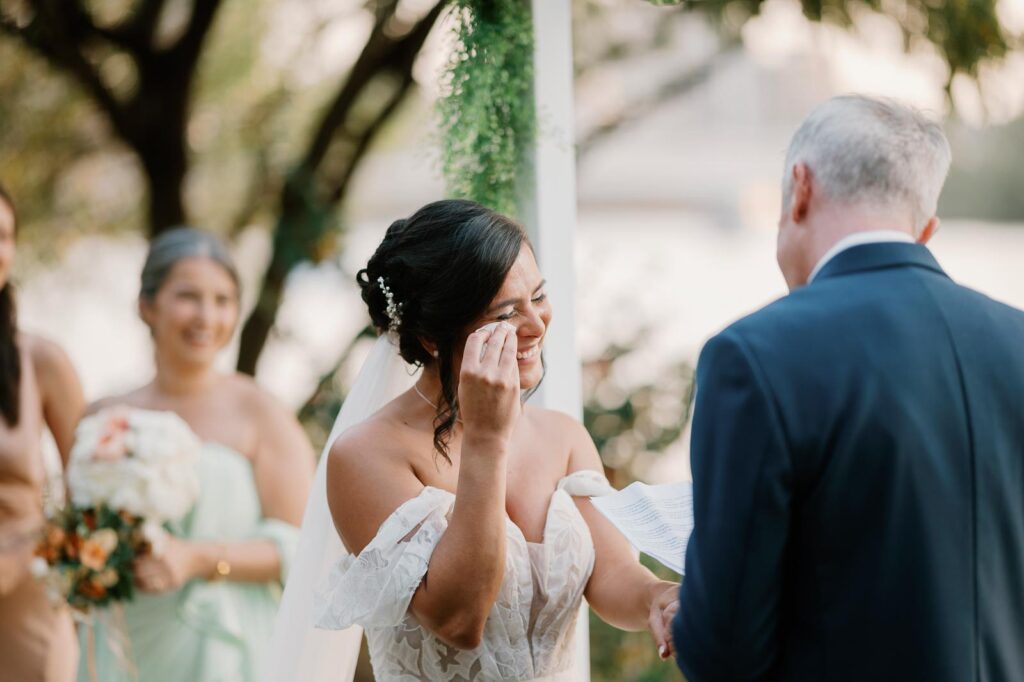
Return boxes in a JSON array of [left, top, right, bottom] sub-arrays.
[[140, 257, 240, 368], [455, 245, 551, 390]]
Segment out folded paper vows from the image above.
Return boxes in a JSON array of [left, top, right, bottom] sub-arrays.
[[591, 481, 694, 575]]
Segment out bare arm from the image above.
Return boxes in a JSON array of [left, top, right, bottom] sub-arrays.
[[192, 384, 316, 583], [250, 386, 316, 526], [30, 335, 85, 468], [328, 324, 520, 650], [136, 383, 315, 591], [566, 416, 678, 654]]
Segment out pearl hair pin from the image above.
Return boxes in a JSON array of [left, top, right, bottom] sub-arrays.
[[377, 276, 403, 332]]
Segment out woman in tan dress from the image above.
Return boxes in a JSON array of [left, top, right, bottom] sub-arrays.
[[0, 185, 85, 681]]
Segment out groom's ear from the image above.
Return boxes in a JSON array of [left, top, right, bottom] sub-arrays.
[[790, 163, 813, 223], [917, 217, 939, 244]]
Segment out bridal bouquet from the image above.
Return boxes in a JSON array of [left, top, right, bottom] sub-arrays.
[[33, 407, 202, 609]]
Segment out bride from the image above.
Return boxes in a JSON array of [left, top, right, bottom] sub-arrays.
[[266, 199, 678, 681]]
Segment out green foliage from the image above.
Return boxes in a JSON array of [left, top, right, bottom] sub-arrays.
[[582, 340, 693, 680], [37, 504, 146, 610], [801, 0, 1010, 79], [583, 338, 695, 478], [438, 0, 535, 217], [688, 0, 1012, 82], [0, 40, 120, 255]]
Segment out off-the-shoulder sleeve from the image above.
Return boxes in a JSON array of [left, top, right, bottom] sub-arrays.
[[557, 469, 616, 498], [314, 486, 455, 631], [252, 518, 301, 584]]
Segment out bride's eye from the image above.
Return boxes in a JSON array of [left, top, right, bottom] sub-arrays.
[[496, 309, 517, 321], [531, 292, 547, 303]]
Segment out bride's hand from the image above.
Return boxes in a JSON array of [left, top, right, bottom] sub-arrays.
[[458, 322, 521, 443], [647, 580, 680, 660]]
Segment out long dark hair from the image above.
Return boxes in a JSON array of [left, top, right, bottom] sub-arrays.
[[357, 199, 532, 461], [0, 184, 20, 427]]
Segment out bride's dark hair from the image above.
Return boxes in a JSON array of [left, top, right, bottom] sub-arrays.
[[358, 199, 532, 461], [0, 185, 20, 428]]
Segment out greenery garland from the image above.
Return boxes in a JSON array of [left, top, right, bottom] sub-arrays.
[[438, 0, 535, 217], [438, 0, 682, 217]]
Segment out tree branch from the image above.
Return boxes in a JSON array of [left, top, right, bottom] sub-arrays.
[[301, 1, 441, 172], [167, 0, 224, 67], [5, 5, 129, 133], [83, 0, 167, 53], [298, 324, 375, 422], [577, 37, 741, 158], [325, 7, 442, 202], [235, 2, 444, 375]]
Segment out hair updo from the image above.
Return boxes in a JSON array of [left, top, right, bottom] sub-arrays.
[[140, 226, 240, 301], [357, 199, 531, 460]]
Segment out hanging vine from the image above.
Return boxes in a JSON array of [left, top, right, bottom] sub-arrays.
[[438, 0, 535, 217], [437, 0, 686, 215]]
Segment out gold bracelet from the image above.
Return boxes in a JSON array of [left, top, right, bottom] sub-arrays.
[[211, 546, 231, 581]]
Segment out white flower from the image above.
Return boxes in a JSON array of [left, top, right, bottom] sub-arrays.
[[141, 521, 169, 557], [68, 407, 202, 524], [89, 528, 119, 555], [30, 557, 50, 579]]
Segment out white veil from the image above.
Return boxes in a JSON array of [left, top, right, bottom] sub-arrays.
[[262, 334, 417, 682]]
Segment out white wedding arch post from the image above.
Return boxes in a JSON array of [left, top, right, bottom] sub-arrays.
[[520, 1, 591, 679]]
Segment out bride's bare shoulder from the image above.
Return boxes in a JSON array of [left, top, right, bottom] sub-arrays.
[[523, 405, 589, 441], [324, 406, 427, 552], [326, 408, 419, 480]]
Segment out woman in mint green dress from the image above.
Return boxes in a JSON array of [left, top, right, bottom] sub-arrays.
[[77, 228, 315, 682]]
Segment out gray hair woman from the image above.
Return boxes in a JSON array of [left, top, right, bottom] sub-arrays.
[[77, 226, 314, 682]]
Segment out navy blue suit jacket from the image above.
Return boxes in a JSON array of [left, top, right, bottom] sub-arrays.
[[673, 242, 1024, 681]]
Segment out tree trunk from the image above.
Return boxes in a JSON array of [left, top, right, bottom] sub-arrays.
[[138, 140, 188, 236]]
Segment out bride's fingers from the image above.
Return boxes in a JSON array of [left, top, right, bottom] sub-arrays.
[[649, 606, 671, 660], [479, 323, 512, 368], [498, 325, 519, 372], [660, 602, 679, 658], [462, 327, 490, 371]]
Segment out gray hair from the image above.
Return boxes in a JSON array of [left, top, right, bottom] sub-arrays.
[[140, 227, 240, 300], [782, 95, 952, 234]]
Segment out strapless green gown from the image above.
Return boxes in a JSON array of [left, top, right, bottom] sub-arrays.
[[76, 443, 299, 682]]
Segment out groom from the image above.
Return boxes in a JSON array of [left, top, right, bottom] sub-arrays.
[[672, 95, 1024, 681]]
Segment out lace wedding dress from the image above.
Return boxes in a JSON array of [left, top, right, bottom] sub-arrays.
[[315, 470, 614, 682], [263, 336, 611, 682]]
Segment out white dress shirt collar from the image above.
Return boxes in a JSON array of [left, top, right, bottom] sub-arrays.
[[808, 231, 916, 283]]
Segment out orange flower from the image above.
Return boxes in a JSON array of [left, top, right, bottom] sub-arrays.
[[96, 568, 120, 588], [79, 538, 111, 571], [77, 578, 107, 600], [94, 409, 131, 461], [66, 533, 81, 560], [45, 525, 67, 548], [34, 542, 59, 564]]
